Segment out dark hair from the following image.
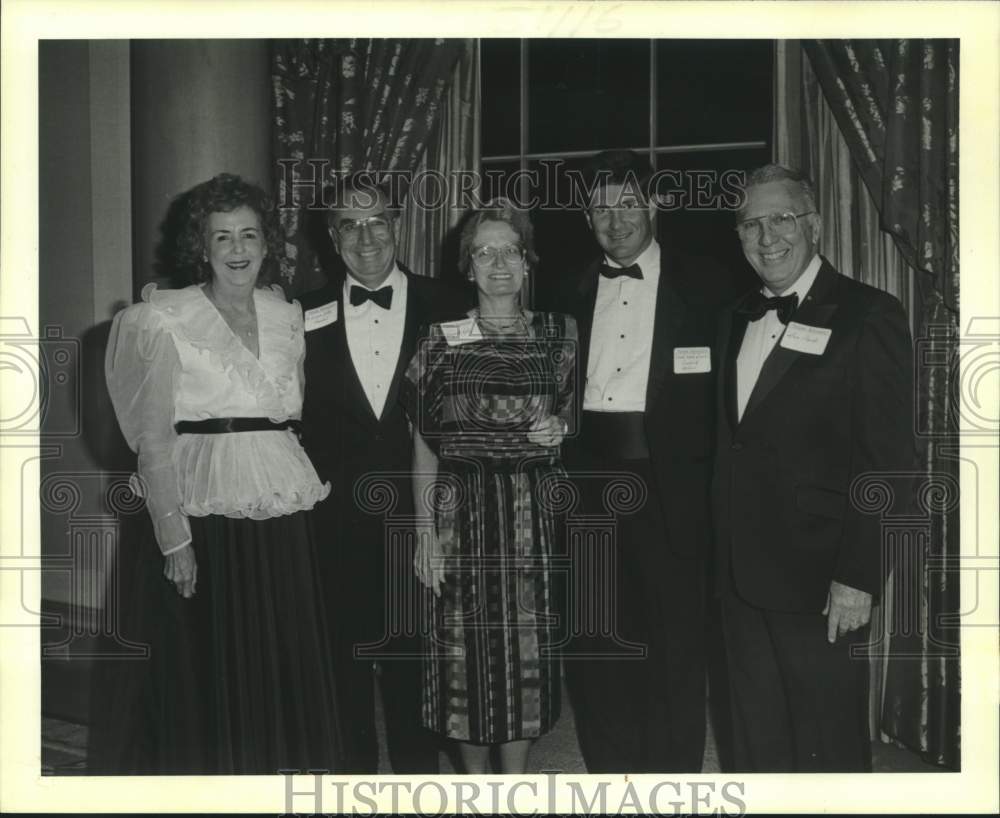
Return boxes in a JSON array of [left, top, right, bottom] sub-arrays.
[[583, 149, 655, 206], [175, 173, 282, 285], [738, 164, 819, 218], [458, 198, 538, 278], [323, 173, 399, 231]]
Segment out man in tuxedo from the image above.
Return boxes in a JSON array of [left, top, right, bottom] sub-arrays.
[[300, 177, 469, 773], [562, 150, 735, 773], [713, 164, 915, 771]]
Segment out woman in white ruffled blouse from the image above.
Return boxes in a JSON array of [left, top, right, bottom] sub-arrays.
[[101, 174, 340, 774]]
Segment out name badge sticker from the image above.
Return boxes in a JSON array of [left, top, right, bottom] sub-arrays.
[[780, 321, 832, 355], [673, 346, 711, 374], [304, 302, 338, 332], [441, 317, 484, 346]]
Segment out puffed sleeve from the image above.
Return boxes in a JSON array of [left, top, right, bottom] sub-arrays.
[[105, 301, 192, 555], [554, 313, 578, 437]]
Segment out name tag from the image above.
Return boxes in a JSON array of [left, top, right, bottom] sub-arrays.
[[441, 317, 484, 346], [673, 346, 711, 374], [304, 302, 338, 332], [780, 321, 832, 355]]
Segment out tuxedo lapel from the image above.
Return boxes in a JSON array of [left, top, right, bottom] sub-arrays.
[[574, 263, 601, 379], [330, 289, 379, 426], [740, 261, 840, 424], [723, 307, 748, 433], [740, 333, 799, 423], [644, 260, 685, 410], [382, 271, 423, 422]]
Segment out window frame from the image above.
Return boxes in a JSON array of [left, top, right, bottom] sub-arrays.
[[479, 39, 771, 204]]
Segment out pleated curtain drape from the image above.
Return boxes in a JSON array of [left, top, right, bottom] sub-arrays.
[[269, 38, 466, 296], [396, 39, 480, 284], [778, 39, 961, 769]]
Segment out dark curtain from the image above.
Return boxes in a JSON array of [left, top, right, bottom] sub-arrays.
[[397, 39, 480, 286], [804, 39, 960, 768], [270, 39, 464, 295]]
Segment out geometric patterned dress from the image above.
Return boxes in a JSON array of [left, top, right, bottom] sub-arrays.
[[401, 310, 577, 743]]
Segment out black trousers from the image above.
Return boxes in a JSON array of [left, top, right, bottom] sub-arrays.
[[563, 456, 707, 773], [720, 591, 872, 772], [314, 499, 441, 774], [330, 634, 432, 774]]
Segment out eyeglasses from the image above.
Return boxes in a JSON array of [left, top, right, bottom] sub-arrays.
[[334, 215, 392, 240], [471, 244, 524, 266], [735, 211, 815, 243]]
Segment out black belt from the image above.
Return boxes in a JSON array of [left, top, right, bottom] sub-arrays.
[[174, 418, 302, 436], [579, 411, 650, 460]]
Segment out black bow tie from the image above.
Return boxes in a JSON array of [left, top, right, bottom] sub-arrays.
[[349, 285, 393, 310], [600, 262, 643, 280], [737, 291, 799, 324]]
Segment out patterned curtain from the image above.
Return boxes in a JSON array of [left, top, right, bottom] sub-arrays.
[[778, 43, 913, 750], [397, 39, 480, 285], [803, 39, 960, 768], [797, 52, 914, 310], [270, 39, 464, 296], [803, 40, 958, 309]]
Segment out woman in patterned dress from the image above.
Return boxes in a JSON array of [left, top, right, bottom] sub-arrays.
[[96, 174, 340, 774], [401, 199, 576, 773]]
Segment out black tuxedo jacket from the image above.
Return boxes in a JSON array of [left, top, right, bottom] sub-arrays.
[[564, 245, 738, 559], [712, 258, 916, 612], [299, 265, 471, 520]]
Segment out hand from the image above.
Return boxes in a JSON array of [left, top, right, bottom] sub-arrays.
[[822, 580, 872, 643], [528, 415, 567, 448], [414, 528, 445, 598], [164, 545, 197, 598]]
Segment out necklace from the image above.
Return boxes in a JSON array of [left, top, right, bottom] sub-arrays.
[[205, 285, 258, 341], [476, 308, 527, 334]]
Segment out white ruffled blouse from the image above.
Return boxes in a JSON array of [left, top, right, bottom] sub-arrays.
[[105, 283, 330, 555]]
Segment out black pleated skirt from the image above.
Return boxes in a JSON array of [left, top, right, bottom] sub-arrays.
[[88, 511, 341, 775]]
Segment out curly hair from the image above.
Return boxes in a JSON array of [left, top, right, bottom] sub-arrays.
[[457, 198, 539, 279], [173, 173, 282, 285]]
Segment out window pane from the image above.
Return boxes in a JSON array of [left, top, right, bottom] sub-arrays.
[[481, 39, 521, 158], [528, 39, 650, 154], [655, 147, 770, 293], [480, 159, 524, 205], [656, 40, 773, 145], [523, 149, 768, 305], [527, 157, 600, 309]]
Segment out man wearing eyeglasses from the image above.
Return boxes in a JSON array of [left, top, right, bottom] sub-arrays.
[[713, 164, 915, 771], [299, 176, 469, 773], [562, 149, 734, 774]]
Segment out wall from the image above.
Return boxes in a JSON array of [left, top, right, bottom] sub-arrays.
[[38, 40, 133, 722], [38, 39, 270, 723], [39, 40, 133, 612], [131, 39, 271, 289]]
